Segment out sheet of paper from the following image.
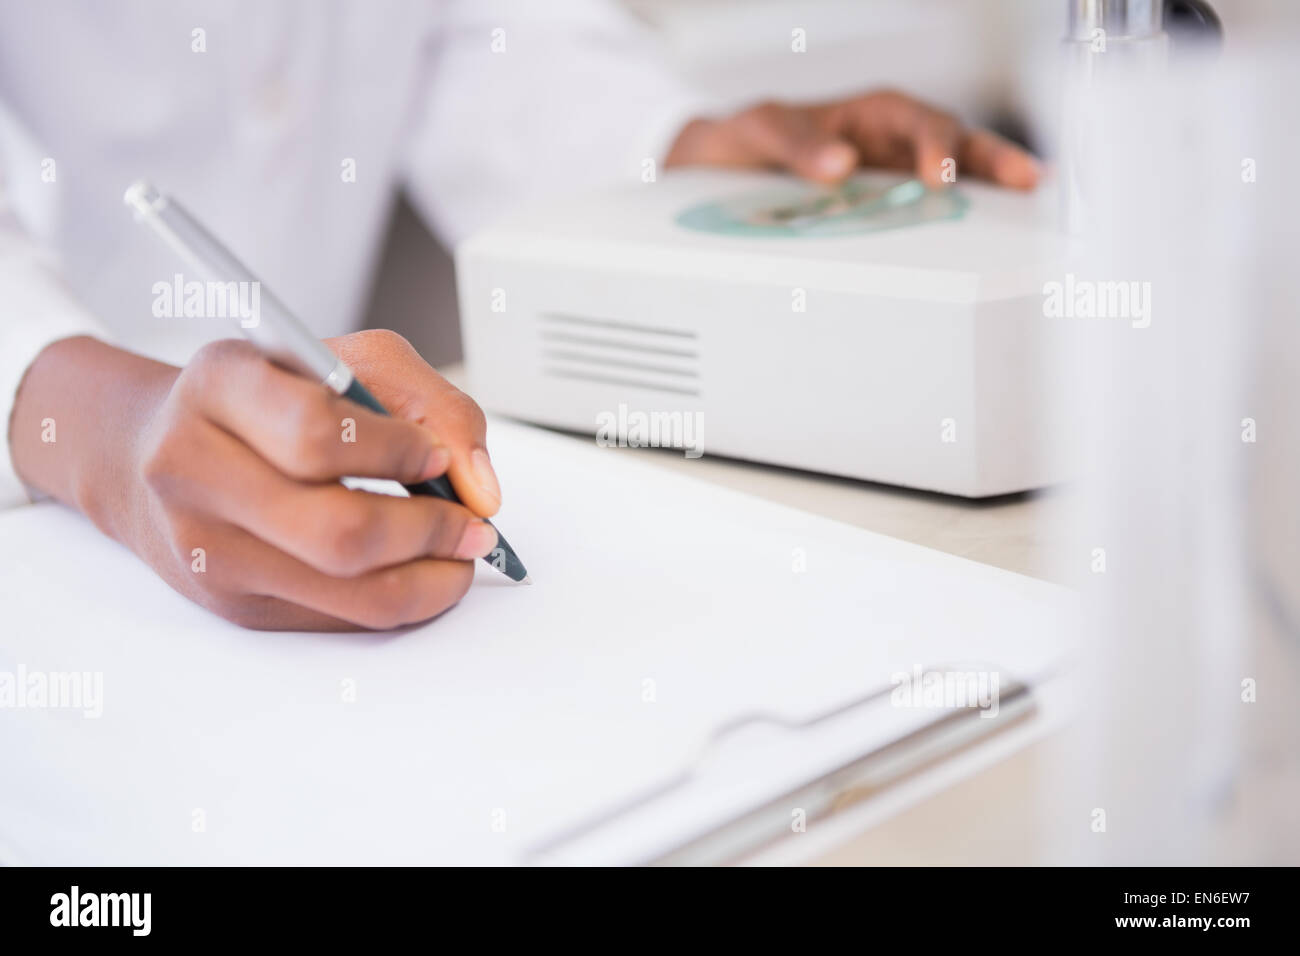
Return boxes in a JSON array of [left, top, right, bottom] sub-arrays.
[[0, 419, 1071, 864]]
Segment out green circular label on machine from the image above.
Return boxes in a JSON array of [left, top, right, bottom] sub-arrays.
[[675, 178, 968, 238]]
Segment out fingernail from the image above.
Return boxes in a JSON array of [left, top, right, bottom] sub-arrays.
[[470, 447, 501, 507], [454, 519, 498, 560], [815, 143, 857, 179], [421, 444, 451, 480]]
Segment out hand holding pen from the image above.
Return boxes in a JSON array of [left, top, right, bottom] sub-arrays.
[[124, 181, 527, 583], [3, 184, 528, 631]]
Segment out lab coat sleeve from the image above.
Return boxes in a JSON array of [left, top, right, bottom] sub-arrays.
[[399, 0, 709, 245], [0, 177, 107, 508]]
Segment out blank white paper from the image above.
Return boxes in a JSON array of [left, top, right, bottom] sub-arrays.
[[0, 419, 1072, 865]]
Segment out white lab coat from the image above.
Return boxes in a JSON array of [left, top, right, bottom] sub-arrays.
[[0, 0, 700, 505]]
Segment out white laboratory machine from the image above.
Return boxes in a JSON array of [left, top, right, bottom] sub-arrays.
[[456, 169, 1066, 497]]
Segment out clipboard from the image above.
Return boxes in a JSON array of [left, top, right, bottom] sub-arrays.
[[0, 419, 1073, 865], [525, 672, 1041, 866]]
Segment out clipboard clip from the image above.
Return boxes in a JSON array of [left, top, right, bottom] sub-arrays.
[[524, 668, 1038, 866]]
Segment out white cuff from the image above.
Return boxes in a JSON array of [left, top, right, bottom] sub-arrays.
[[633, 92, 712, 181], [0, 251, 106, 508]]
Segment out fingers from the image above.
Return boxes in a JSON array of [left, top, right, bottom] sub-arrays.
[[732, 102, 859, 184], [148, 418, 497, 577], [666, 92, 1042, 193], [959, 127, 1040, 190], [665, 110, 857, 183], [258, 553, 476, 631], [325, 330, 504, 518], [401, 382, 500, 519], [911, 110, 963, 190], [831, 90, 1040, 189], [208, 594, 361, 632], [139, 332, 498, 633], [831, 90, 959, 188], [192, 521, 477, 631], [185, 339, 450, 484]]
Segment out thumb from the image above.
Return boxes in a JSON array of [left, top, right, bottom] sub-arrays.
[[325, 329, 502, 518]]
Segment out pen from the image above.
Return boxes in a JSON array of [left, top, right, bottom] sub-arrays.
[[123, 180, 530, 584]]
